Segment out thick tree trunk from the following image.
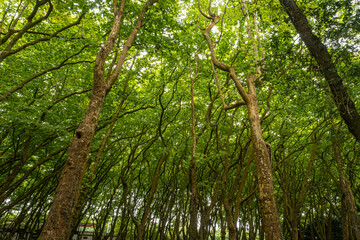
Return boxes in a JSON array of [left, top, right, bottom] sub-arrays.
[[38, 1, 157, 239], [246, 88, 283, 240], [38, 85, 107, 240], [279, 0, 360, 142]]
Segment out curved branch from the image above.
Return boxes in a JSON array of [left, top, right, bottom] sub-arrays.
[[0, 12, 85, 61], [0, 0, 51, 46], [0, 0, 54, 61], [0, 44, 91, 101], [197, 0, 212, 20], [215, 0, 231, 45], [40, 88, 92, 121], [208, 0, 216, 17], [202, 14, 249, 103]]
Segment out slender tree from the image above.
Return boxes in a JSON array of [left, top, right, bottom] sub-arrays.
[[198, 1, 283, 238]]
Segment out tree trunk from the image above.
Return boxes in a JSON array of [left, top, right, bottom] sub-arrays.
[[332, 128, 360, 240], [246, 89, 283, 240], [222, 197, 237, 240], [38, 84, 107, 240], [290, 217, 299, 240], [199, 2, 282, 237], [279, 0, 360, 142], [341, 196, 350, 240], [38, 1, 158, 239], [189, 57, 199, 240], [219, 206, 226, 240], [136, 152, 169, 240]]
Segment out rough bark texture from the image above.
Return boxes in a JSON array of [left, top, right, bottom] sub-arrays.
[[246, 84, 283, 240], [38, 1, 157, 239], [38, 85, 107, 240], [279, 0, 360, 142], [69, 51, 135, 237], [199, 2, 283, 237]]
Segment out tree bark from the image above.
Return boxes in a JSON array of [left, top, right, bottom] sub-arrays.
[[279, 0, 360, 142], [332, 126, 360, 240], [341, 196, 350, 240], [38, 1, 158, 239], [189, 56, 199, 240], [246, 86, 283, 240], [198, 1, 283, 237]]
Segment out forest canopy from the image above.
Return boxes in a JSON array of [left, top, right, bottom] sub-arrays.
[[0, 0, 360, 239]]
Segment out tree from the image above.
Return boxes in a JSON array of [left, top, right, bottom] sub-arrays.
[[198, 0, 283, 238], [0, 0, 359, 239], [38, 1, 158, 239], [279, 0, 360, 142]]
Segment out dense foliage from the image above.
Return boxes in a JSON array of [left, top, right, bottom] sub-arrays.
[[0, 0, 359, 239]]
